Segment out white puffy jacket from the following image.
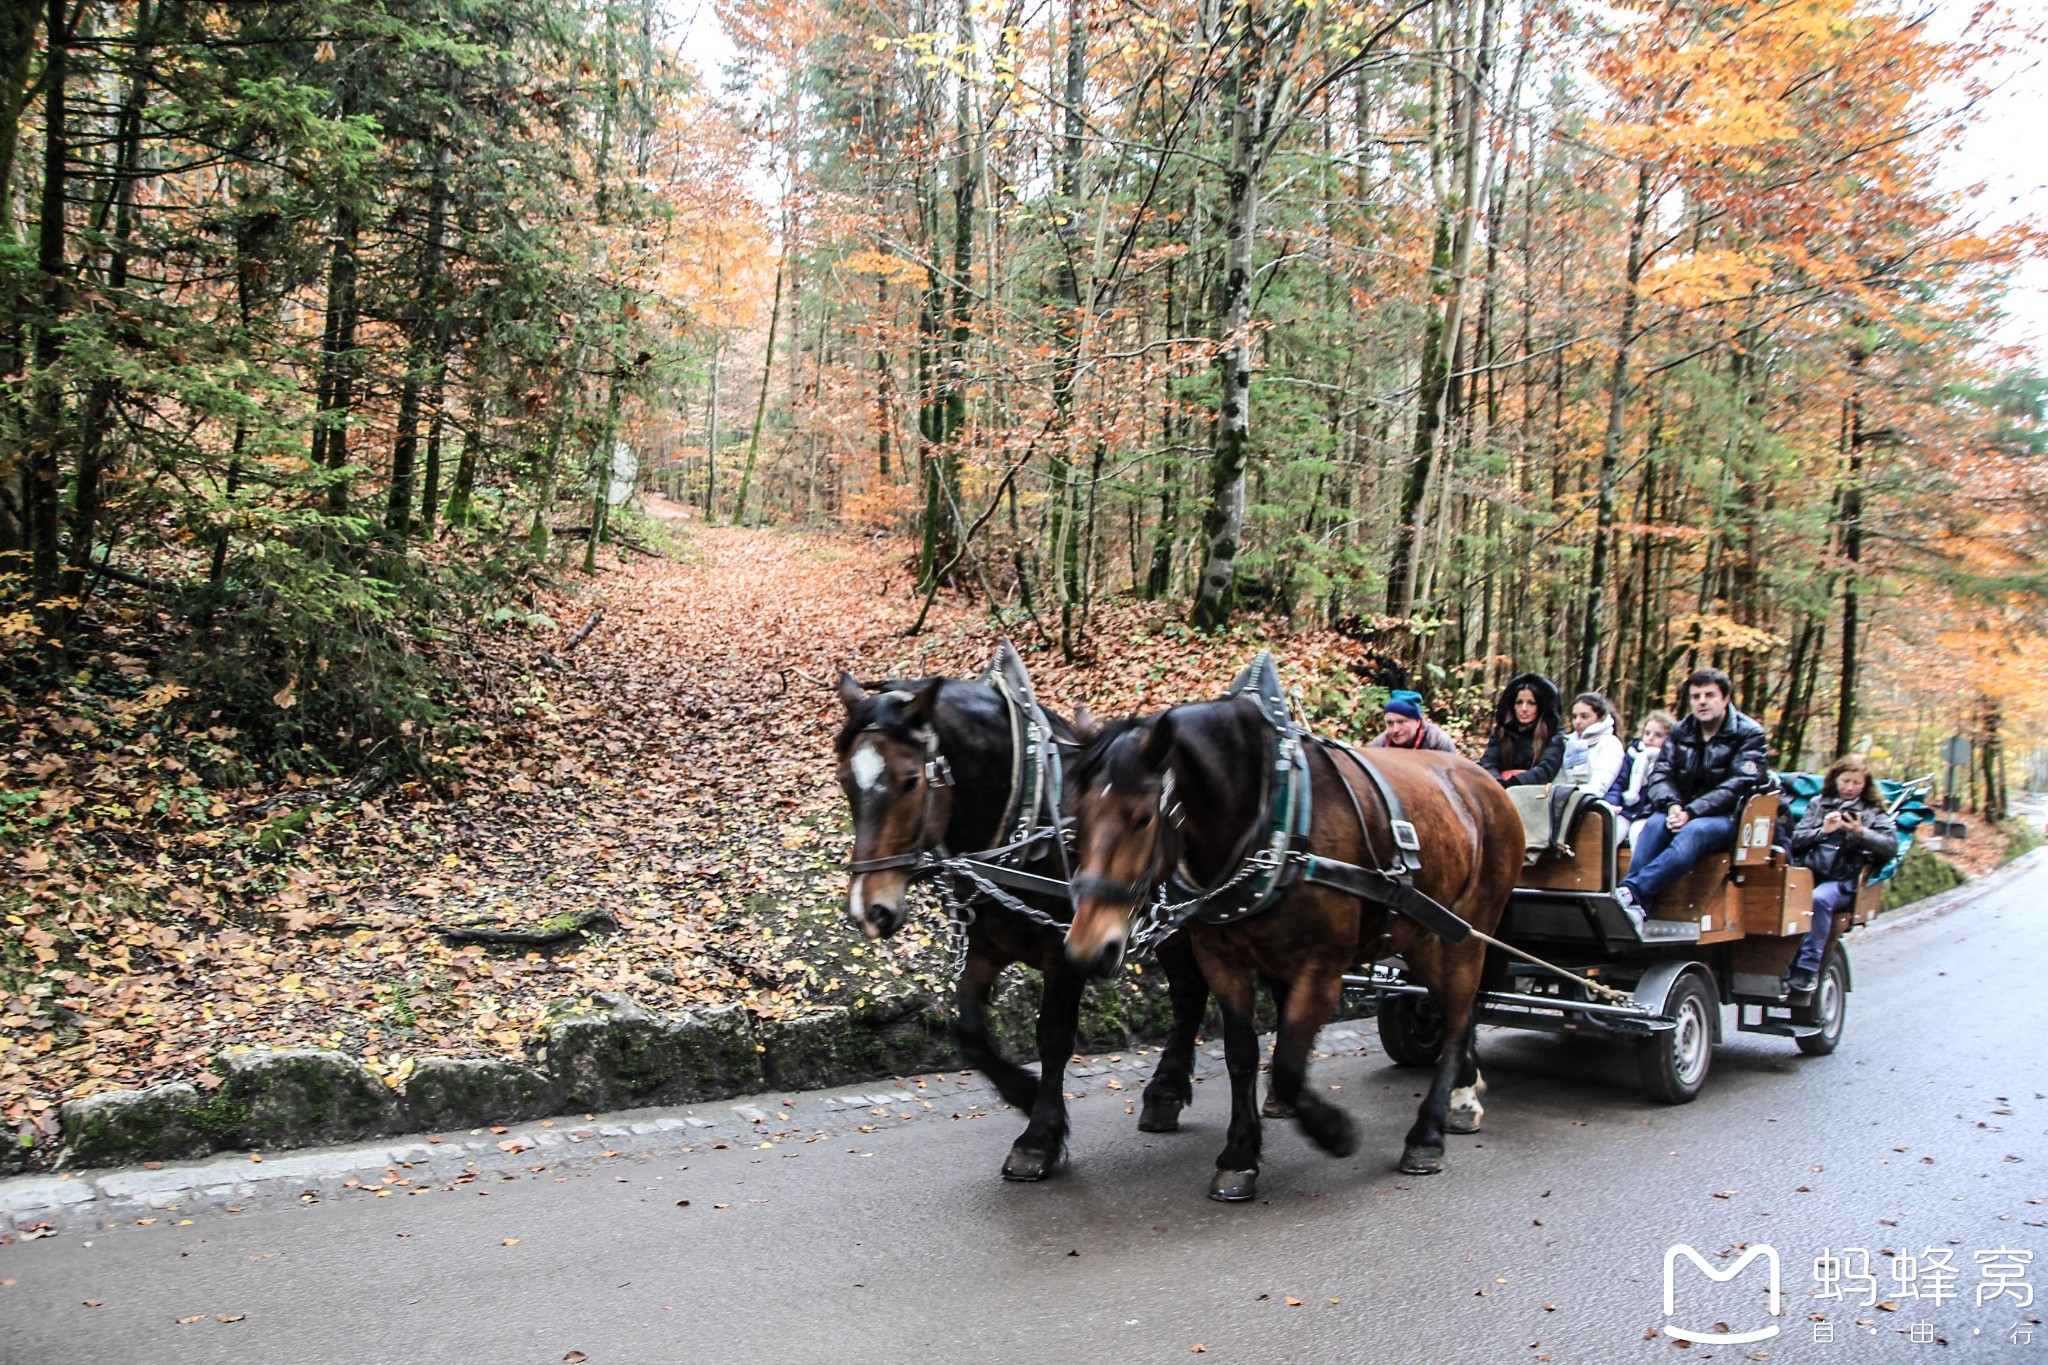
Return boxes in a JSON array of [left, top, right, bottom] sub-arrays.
[[1560, 717, 1625, 800]]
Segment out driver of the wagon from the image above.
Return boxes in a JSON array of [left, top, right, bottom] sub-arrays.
[[1613, 667, 1770, 927], [1367, 689, 1459, 753]]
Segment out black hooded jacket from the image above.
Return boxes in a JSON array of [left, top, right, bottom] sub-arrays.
[[1643, 703, 1770, 819], [1478, 672, 1565, 788]]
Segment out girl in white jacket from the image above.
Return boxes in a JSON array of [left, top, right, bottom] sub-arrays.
[[1561, 692, 1625, 801]]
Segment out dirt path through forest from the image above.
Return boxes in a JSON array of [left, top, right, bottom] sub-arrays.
[[351, 516, 1002, 1016]]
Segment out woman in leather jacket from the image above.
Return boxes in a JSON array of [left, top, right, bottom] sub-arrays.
[[1784, 754, 1897, 993]]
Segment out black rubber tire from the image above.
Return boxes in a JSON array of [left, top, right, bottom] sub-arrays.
[[1636, 973, 1715, 1105], [1796, 943, 1849, 1057], [1377, 994, 1445, 1068]]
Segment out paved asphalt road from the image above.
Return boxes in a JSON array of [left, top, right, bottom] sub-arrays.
[[4, 855, 2045, 1365]]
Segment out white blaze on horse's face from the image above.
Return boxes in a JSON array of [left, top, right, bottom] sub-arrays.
[[837, 732, 926, 940], [849, 740, 887, 793]]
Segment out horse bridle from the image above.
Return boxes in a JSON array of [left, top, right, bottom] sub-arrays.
[[844, 725, 955, 881], [1070, 769, 1183, 908]]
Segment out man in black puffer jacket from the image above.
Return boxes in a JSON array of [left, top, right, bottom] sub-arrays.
[[1616, 668, 1770, 924]]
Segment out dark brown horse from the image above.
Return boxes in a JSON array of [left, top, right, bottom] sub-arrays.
[[1064, 694, 1522, 1200], [832, 670, 1213, 1180]]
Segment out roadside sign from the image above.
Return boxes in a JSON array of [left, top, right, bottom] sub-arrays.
[[1939, 735, 1972, 767]]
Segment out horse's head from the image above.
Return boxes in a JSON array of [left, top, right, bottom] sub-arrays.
[[1065, 712, 1181, 979], [833, 672, 950, 939]]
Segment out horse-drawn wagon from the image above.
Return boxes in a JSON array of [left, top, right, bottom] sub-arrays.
[[1355, 776, 1932, 1103]]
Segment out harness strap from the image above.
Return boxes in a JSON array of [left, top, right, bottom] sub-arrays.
[[1300, 854, 1472, 943], [1325, 738, 1422, 876], [1312, 742, 1396, 962]]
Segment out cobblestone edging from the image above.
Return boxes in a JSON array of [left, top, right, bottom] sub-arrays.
[[0, 1023, 1386, 1239], [18, 970, 1354, 1174]]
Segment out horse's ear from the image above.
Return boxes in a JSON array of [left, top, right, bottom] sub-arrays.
[[1071, 704, 1101, 742], [901, 678, 942, 728], [835, 671, 867, 713], [1139, 711, 1177, 773]]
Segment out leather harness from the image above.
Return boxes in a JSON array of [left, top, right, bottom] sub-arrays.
[[846, 647, 1472, 951], [843, 641, 1073, 910], [1126, 653, 1471, 946]]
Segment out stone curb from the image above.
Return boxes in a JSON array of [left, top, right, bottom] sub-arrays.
[[32, 969, 1327, 1173], [0, 1019, 1387, 1238]]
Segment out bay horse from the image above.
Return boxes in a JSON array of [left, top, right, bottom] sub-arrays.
[[832, 667, 1213, 1181], [1064, 691, 1522, 1200]]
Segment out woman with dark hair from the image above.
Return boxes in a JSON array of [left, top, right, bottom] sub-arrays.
[[1561, 691, 1625, 799], [1478, 673, 1564, 788], [1783, 753, 1897, 994]]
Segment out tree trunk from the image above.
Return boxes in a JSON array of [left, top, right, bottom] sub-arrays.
[[445, 396, 482, 529], [1575, 163, 1652, 690], [1386, 0, 1498, 621], [387, 144, 450, 536], [1048, 0, 1086, 652], [312, 192, 362, 512], [27, 0, 69, 619], [729, 248, 784, 526], [60, 0, 157, 616], [1833, 385, 1866, 756], [1189, 6, 1266, 631]]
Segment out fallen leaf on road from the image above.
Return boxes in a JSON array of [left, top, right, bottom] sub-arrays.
[[502, 1238, 520, 1246], [176, 1315, 204, 1323], [675, 1199, 690, 1207], [565, 1354, 588, 1363], [1711, 1190, 1736, 1199], [217, 1314, 245, 1323], [83, 1300, 103, 1308], [1285, 1297, 1302, 1306]]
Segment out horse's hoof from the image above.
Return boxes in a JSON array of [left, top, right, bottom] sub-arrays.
[[1208, 1168, 1259, 1202], [1302, 1107, 1359, 1158], [1398, 1143, 1445, 1175], [1137, 1100, 1183, 1133], [1446, 1082, 1485, 1134], [1261, 1095, 1297, 1120], [1002, 1144, 1065, 1182]]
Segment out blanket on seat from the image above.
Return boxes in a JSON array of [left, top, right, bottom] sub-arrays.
[[1507, 785, 1599, 866]]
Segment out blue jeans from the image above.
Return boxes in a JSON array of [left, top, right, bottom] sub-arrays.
[[1621, 813, 1739, 902], [1794, 878, 1857, 973]]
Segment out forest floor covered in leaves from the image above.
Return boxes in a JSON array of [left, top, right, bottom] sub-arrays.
[[0, 504, 1386, 1158]]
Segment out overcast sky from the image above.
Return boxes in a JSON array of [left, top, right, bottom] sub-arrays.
[[660, 0, 2048, 367]]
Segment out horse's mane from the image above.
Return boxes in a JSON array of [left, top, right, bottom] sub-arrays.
[[1068, 711, 1157, 789], [832, 678, 944, 758]]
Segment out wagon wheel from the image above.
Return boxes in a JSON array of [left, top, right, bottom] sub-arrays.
[[1636, 973, 1715, 1104], [1377, 994, 1445, 1068], [1796, 943, 1849, 1057]]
